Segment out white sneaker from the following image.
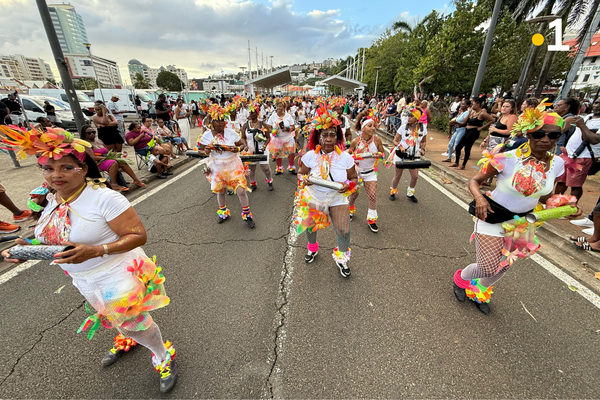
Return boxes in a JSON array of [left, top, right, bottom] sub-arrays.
[[582, 227, 595, 235], [441, 152, 449, 157], [571, 218, 594, 227]]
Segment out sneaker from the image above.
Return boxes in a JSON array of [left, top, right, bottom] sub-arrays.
[[336, 261, 351, 278], [164, 171, 173, 176], [571, 218, 594, 228], [474, 301, 490, 315], [268, 182, 274, 191], [218, 215, 229, 224], [441, 152, 449, 157], [227, 189, 234, 195], [244, 216, 255, 228], [368, 222, 379, 233], [583, 227, 595, 236], [275, 168, 283, 175], [305, 250, 318, 263], [389, 194, 396, 201], [13, 210, 32, 222], [288, 166, 296, 174], [0, 221, 20, 233], [453, 283, 466, 302], [349, 214, 354, 222], [407, 195, 418, 203], [153, 342, 177, 393], [157, 174, 168, 179], [250, 183, 258, 191], [101, 334, 137, 367]]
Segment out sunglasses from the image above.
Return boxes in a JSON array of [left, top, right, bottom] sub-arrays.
[[530, 130, 561, 140]]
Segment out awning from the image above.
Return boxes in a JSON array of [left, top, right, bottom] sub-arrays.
[[249, 67, 292, 89], [321, 75, 366, 89]]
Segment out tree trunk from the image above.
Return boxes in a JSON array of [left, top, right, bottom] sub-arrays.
[[534, 50, 556, 99]]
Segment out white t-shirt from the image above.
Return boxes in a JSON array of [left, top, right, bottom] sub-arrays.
[[107, 100, 123, 122], [267, 113, 295, 130], [450, 101, 461, 113], [396, 123, 428, 156], [148, 153, 159, 171], [565, 117, 600, 158], [34, 186, 131, 274], [340, 115, 350, 135], [238, 107, 249, 126], [491, 150, 565, 213], [301, 150, 355, 193], [199, 128, 240, 159]]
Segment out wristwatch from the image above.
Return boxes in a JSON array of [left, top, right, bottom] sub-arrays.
[[101, 244, 109, 258]]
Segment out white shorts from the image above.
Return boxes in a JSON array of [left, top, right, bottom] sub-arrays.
[[358, 169, 377, 182], [473, 218, 505, 238], [306, 185, 348, 210]]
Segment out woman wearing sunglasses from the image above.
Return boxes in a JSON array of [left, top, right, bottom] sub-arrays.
[[452, 107, 568, 315]]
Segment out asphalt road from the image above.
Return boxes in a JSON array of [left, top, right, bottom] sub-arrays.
[[1, 153, 600, 399]]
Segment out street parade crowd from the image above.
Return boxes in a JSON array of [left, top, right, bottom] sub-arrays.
[[0, 90, 599, 392]]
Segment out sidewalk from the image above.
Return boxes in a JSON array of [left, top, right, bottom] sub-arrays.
[[0, 126, 200, 233]]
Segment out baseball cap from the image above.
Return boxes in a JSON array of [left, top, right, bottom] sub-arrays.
[[111, 93, 120, 99]]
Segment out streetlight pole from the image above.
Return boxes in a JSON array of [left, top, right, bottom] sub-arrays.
[[35, 0, 86, 133], [84, 42, 105, 103], [374, 66, 382, 98], [470, 0, 502, 98]]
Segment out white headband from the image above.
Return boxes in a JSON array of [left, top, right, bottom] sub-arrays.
[[361, 118, 374, 129]]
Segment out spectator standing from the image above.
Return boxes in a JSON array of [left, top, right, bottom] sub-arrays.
[[4, 93, 24, 127], [93, 101, 124, 152], [554, 97, 580, 155], [386, 99, 397, 135], [450, 97, 495, 170], [107, 94, 127, 140], [43, 100, 56, 123], [480, 100, 518, 150], [444, 99, 470, 163], [555, 98, 600, 202], [155, 94, 172, 129], [174, 99, 191, 144], [148, 100, 156, 120], [448, 96, 461, 119], [0, 99, 9, 125]]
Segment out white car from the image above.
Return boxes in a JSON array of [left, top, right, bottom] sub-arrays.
[[17, 95, 90, 131]]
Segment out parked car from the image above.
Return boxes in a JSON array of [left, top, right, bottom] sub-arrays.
[[28, 89, 95, 116], [14, 95, 90, 131]]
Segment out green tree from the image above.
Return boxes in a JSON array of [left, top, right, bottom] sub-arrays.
[[133, 72, 151, 89], [74, 77, 101, 90], [156, 71, 184, 92]]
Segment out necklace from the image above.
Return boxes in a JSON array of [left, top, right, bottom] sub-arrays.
[[58, 183, 86, 205]]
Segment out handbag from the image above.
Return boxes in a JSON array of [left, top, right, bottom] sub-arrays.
[[468, 194, 531, 224], [586, 143, 600, 176]]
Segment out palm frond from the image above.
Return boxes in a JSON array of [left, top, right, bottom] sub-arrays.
[[393, 21, 413, 33]]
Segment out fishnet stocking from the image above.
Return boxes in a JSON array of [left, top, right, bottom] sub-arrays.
[[348, 181, 377, 211], [118, 321, 167, 361], [304, 204, 351, 252], [461, 233, 506, 287]]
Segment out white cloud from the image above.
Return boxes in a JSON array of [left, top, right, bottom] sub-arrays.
[[0, 0, 410, 82]]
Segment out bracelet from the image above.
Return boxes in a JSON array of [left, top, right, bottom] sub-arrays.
[[102, 244, 109, 256]]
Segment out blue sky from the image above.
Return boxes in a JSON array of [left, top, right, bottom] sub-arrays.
[[0, 0, 453, 81]]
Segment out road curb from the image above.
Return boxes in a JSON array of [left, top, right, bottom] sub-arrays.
[[372, 126, 600, 272]]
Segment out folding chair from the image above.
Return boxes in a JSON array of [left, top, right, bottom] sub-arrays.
[[135, 151, 148, 170]]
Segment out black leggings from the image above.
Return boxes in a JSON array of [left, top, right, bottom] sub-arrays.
[[454, 128, 480, 167]]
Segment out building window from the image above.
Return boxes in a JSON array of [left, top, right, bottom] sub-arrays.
[[592, 57, 598, 64], [583, 74, 591, 82]]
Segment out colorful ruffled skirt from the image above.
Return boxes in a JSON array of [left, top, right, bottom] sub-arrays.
[[268, 132, 296, 159], [70, 248, 169, 339], [206, 154, 249, 193], [294, 186, 347, 234]]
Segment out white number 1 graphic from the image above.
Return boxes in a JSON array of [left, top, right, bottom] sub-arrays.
[[548, 19, 570, 51]]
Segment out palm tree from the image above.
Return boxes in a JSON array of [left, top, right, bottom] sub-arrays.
[[392, 20, 413, 33], [133, 72, 151, 89]]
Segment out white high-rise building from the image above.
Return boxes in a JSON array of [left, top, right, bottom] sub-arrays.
[[48, 4, 89, 54], [64, 54, 122, 88], [0, 54, 55, 81]]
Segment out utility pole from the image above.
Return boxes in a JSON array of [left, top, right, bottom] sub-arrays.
[[556, 5, 600, 101], [84, 43, 105, 103], [470, 0, 502, 98], [374, 66, 382, 98], [361, 48, 366, 81], [248, 40, 252, 79], [270, 56, 273, 73], [256, 47, 259, 76], [35, 0, 86, 133]]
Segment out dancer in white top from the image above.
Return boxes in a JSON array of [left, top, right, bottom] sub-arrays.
[[348, 110, 385, 232], [266, 99, 296, 174], [241, 102, 274, 191]]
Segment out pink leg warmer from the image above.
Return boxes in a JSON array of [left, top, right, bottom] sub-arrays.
[[454, 269, 469, 289], [307, 241, 319, 252]]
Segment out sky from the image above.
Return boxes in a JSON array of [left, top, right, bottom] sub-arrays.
[[0, 0, 452, 84]]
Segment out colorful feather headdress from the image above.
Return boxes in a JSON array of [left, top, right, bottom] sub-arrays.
[[360, 108, 379, 128], [208, 104, 230, 121], [248, 102, 260, 115], [0, 125, 91, 165], [511, 98, 565, 135], [311, 105, 341, 131], [403, 105, 422, 120], [330, 97, 347, 108]]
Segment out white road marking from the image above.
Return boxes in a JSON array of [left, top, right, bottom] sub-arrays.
[[420, 169, 600, 309], [0, 160, 205, 286]]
